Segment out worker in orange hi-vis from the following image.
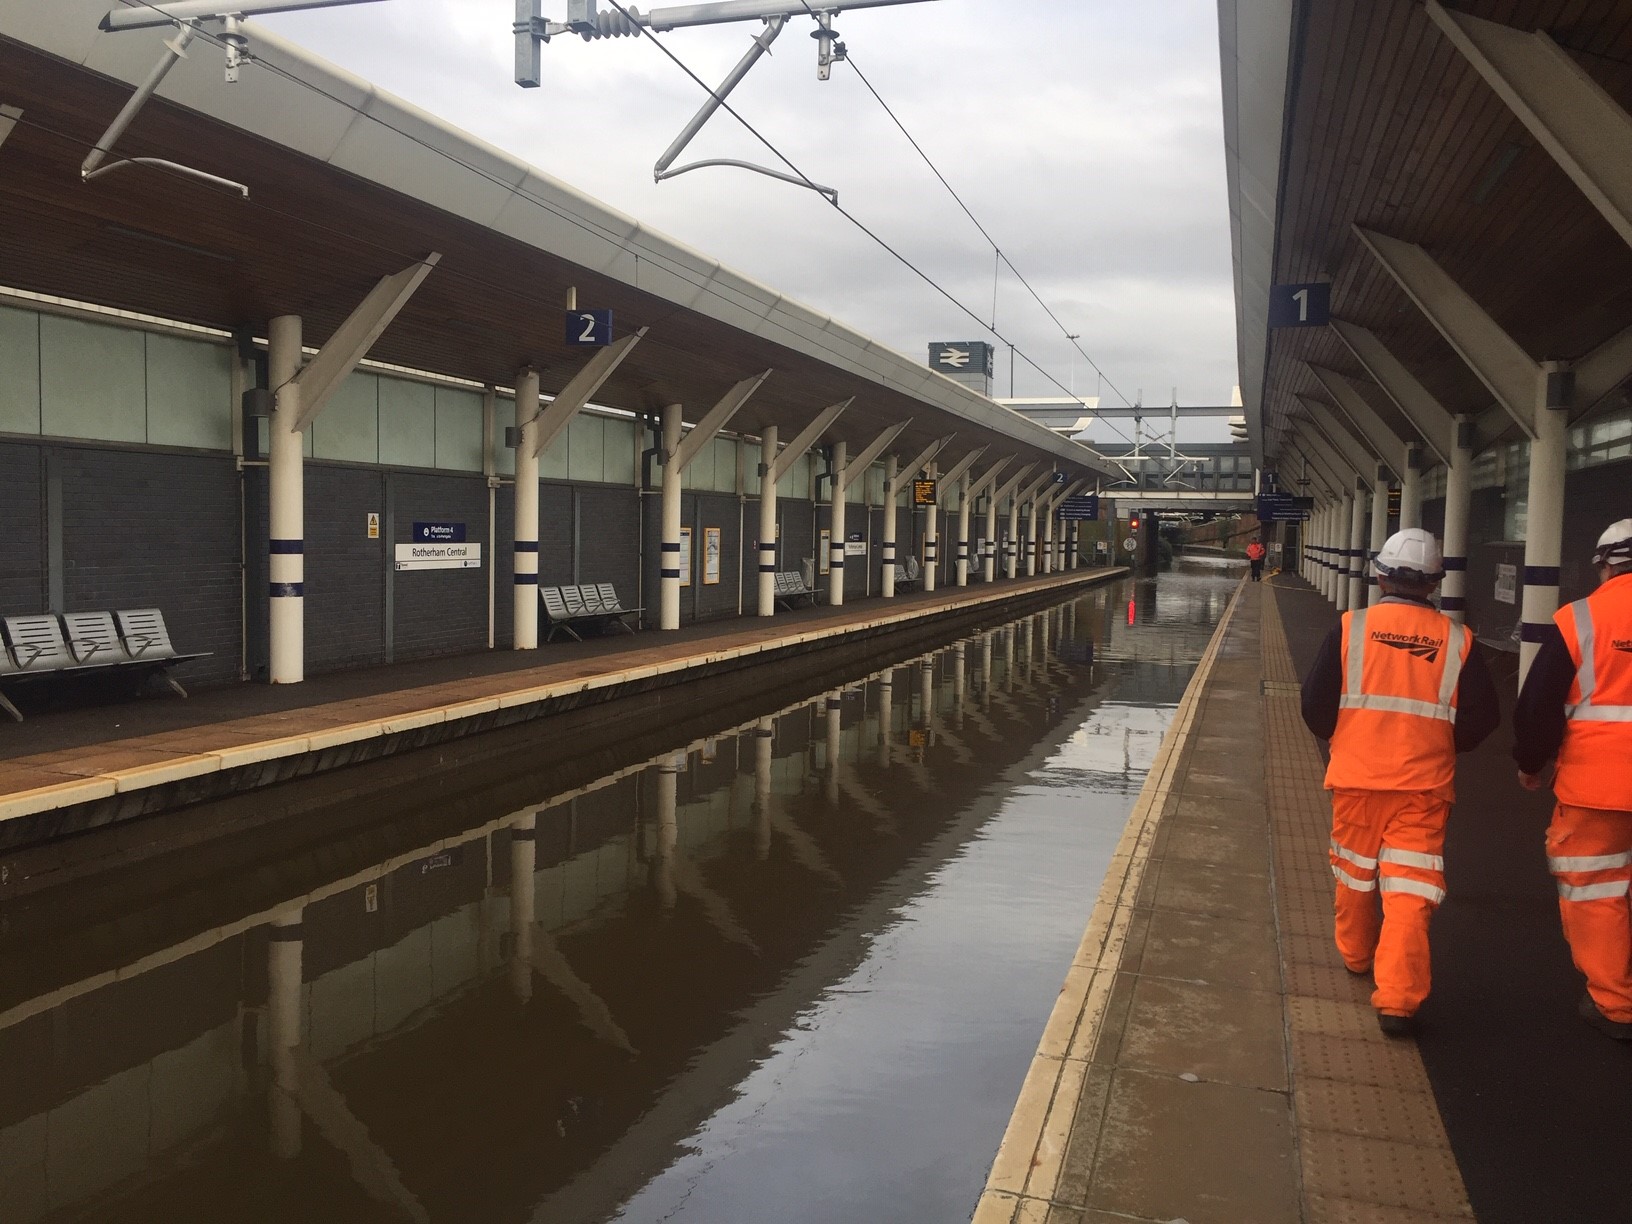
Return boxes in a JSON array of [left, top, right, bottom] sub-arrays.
[[1301, 529, 1501, 1037], [1247, 538, 1267, 582], [1514, 520, 1632, 1041]]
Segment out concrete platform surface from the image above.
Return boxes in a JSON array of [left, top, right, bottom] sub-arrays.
[[976, 578, 1473, 1223]]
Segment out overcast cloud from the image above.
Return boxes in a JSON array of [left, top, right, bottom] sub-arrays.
[[272, 0, 1238, 439]]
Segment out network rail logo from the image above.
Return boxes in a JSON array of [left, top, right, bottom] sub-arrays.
[[1612, 637, 1632, 654], [1370, 631, 1444, 664]]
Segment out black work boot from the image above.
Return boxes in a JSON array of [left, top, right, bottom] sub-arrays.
[[1577, 992, 1632, 1041], [1377, 1011, 1418, 1038]]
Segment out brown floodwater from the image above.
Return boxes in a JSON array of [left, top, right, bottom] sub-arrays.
[[0, 558, 1240, 1223]]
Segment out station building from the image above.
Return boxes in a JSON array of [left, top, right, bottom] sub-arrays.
[[0, 2, 1114, 691]]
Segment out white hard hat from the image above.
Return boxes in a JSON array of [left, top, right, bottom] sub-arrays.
[[1373, 528, 1444, 582], [1593, 519, 1632, 566]]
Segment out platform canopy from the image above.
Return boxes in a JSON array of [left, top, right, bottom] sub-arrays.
[[1221, 0, 1632, 474], [0, 0, 1115, 480]]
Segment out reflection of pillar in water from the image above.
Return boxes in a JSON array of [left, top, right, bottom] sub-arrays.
[[919, 658, 935, 746], [878, 670, 894, 767], [655, 753, 682, 910], [981, 632, 994, 711], [754, 719, 774, 861], [952, 641, 967, 729], [1004, 625, 1016, 693], [268, 908, 304, 1159], [509, 813, 536, 1003], [825, 692, 843, 806], [1021, 618, 1034, 684]]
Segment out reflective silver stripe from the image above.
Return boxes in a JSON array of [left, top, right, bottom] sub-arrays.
[[1566, 705, 1632, 722], [1563, 600, 1632, 721], [1330, 839, 1378, 870], [1379, 876, 1446, 903], [1338, 693, 1455, 721], [1558, 879, 1631, 902], [1438, 622, 1467, 709], [1379, 846, 1445, 872], [1345, 609, 1367, 697], [1548, 852, 1632, 873], [1332, 865, 1376, 892]]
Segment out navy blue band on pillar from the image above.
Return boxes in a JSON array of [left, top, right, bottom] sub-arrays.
[[759, 563, 777, 573], [1524, 566, 1561, 586], [510, 827, 536, 841], [1440, 596, 1466, 611], [1442, 556, 1467, 572], [831, 559, 845, 570], [514, 540, 539, 553], [827, 697, 841, 710], [267, 923, 305, 941], [661, 568, 681, 579], [1521, 622, 1553, 643], [514, 573, 539, 585], [270, 582, 304, 597], [662, 542, 682, 553], [270, 539, 303, 554]]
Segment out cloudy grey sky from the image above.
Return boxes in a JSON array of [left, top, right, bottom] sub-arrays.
[[272, 0, 1237, 439]]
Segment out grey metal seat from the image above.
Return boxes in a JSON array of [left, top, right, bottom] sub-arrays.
[[62, 610, 133, 666], [3, 615, 87, 674], [539, 586, 583, 641]]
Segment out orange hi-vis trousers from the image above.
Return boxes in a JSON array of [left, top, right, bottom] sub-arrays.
[[1328, 789, 1450, 1016], [1546, 803, 1632, 1024]]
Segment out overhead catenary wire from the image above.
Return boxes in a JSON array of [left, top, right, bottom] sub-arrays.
[[95, 0, 1128, 458]]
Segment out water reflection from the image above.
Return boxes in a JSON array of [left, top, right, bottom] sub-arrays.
[[0, 560, 1237, 1224]]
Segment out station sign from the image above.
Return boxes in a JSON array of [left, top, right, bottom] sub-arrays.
[[1260, 470, 1279, 494], [1268, 282, 1330, 328], [566, 308, 614, 347], [396, 542, 481, 571], [1388, 487, 1402, 516], [412, 521, 466, 543], [1256, 493, 1313, 523], [913, 478, 938, 506], [1058, 494, 1099, 521], [928, 341, 994, 377]]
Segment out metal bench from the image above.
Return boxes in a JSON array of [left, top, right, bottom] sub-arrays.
[[540, 584, 643, 641], [774, 571, 819, 609], [0, 608, 210, 721]]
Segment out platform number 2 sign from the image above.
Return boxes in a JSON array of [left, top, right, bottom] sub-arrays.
[[566, 308, 614, 347]]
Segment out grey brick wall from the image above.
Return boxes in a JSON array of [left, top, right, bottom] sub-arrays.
[[389, 471, 490, 662], [692, 492, 742, 622], [539, 481, 574, 588], [58, 446, 241, 685], [0, 443, 44, 618], [306, 464, 386, 674], [779, 498, 815, 581], [576, 485, 640, 600]]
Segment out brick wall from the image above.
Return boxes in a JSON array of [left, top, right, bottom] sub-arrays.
[[0, 443, 44, 618], [58, 446, 241, 685], [389, 471, 490, 663], [577, 485, 640, 600], [692, 492, 742, 622], [306, 465, 387, 674]]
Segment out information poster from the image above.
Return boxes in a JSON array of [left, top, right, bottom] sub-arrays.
[[703, 527, 722, 585], [818, 528, 831, 575], [679, 526, 693, 587]]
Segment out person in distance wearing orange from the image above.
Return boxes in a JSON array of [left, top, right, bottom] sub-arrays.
[[1301, 529, 1500, 1036], [1513, 520, 1632, 1040], [1247, 537, 1267, 582]]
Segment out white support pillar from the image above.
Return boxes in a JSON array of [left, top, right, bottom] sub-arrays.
[[956, 475, 972, 586], [513, 368, 541, 649], [508, 812, 536, 1003], [825, 690, 843, 806], [1025, 498, 1040, 577], [1043, 501, 1057, 573], [1521, 363, 1571, 686], [881, 454, 899, 598], [878, 668, 893, 767], [1069, 520, 1080, 569], [923, 464, 939, 592], [1335, 492, 1353, 611], [757, 426, 778, 617], [1368, 463, 1390, 606], [1399, 444, 1424, 530], [1005, 494, 1020, 579], [1348, 482, 1367, 610], [660, 403, 684, 631], [829, 440, 848, 607], [268, 315, 304, 684], [984, 496, 998, 582], [267, 909, 304, 1159], [1441, 416, 1475, 624]]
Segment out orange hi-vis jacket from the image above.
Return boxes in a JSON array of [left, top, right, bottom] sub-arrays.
[[1553, 576, 1632, 811], [1326, 602, 1472, 796], [1247, 542, 1266, 561]]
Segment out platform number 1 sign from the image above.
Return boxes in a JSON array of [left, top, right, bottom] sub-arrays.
[[566, 308, 613, 347], [1268, 282, 1330, 328]]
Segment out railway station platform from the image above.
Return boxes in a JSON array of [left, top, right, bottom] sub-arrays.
[[980, 572, 1632, 1224], [0, 568, 1123, 888]]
